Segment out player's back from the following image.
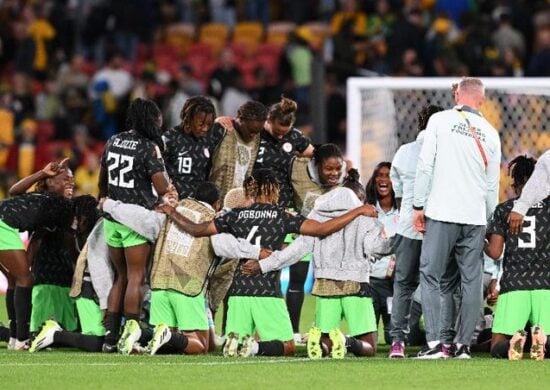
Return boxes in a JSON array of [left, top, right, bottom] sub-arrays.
[[103, 131, 165, 209]]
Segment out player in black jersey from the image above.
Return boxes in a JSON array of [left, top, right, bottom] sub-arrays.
[[485, 155, 550, 361], [0, 158, 74, 349], [157, 169, 377, 357], [254, 97, 314, 343], [98, 98, 171, 354], [162, 96, 222, 198]]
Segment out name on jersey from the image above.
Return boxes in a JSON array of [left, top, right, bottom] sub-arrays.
[[238, 210, 278, 219], [113, 139, 138, 150]]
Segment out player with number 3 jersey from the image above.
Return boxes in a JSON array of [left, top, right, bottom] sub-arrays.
[[485, 155, 550, 361]]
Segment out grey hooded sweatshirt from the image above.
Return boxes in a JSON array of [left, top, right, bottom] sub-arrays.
[[260, 187, 391, 283]]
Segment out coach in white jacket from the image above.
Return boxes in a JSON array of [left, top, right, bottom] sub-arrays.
[[412, 78, 501, 359]]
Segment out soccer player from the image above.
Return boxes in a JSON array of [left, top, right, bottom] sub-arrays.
[[242, 170, 389, 359], [98, 98, 171, 354], [365, 161, 399, 345], [0, 191, 73, 349], [156, 169, 377, 357], [1, 158, 74, 349], [209, 100, 267, 202], [508, 149, 550, 234], [162, 96, 220, 198], [254, 96, 314, 344], [388, 104, 443, 358], [485, 155, 550, 361]]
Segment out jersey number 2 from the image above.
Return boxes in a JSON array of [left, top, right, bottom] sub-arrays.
[[518, 215, 536, 249], [107, 152, 135, 188]]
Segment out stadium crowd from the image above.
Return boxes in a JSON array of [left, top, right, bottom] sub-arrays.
[[0, 0, 549, 361], [1, 0, 550, 199]]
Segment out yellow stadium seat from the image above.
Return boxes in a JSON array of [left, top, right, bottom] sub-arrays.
[[297, 22, 330, 50], [267, 21, 296, 47], [165, 23, 196, 58], [199, 22, 229, 57], [233, 22, 264, 55]]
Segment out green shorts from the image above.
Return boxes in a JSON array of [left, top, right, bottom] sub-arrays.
[[284, 233, 312, 262], [31, 285, 77, 332], [0, 219, 25, 250], [226, 296, 293, 342], [316, 296, 377, 337], [492, 290, 550, 336], [103, 219, 148, 248], [150, 290, 208, 331], [75, 297, 105, 336]]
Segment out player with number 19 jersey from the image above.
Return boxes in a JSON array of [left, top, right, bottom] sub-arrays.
[[487, 197, 550, 294], [100, 131, 167, 210], [162, 125, 225, 198]]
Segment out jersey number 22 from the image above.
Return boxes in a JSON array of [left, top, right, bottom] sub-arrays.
[[107, 152, 135, 188]]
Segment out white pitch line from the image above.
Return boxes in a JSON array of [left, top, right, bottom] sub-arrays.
[[0, 358, 314, 367]]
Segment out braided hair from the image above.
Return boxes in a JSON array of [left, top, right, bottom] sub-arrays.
[[243, 169, 280, 205], [342, 168, 366, 203], [126, 98, 164, 151], [418, 104, 444, 132], [237, 100, 268, 122], [365, 161, 397, 208], [268, 96, 298, 127], [179, 96, 216, 131], [508, 155, 537, 195]]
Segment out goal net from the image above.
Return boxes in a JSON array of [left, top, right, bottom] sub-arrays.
[[346, 77, 550, 200]]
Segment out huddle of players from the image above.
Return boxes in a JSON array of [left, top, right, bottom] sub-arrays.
[[1, 91, 548, 361]]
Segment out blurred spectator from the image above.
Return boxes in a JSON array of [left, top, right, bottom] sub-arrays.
[[325, 73, 346, 149], [12, 18, 35, 76], [177, 64, 204, 96], [25, 4, 56, 79], [209, 0, 237, 27], [70, 125, 95, 171], [456, 13, 494, 76], [11, 73, 35, 126], [434, 0, 475, 27], [395, 48, 424, 76], [208, 48, 242, 101], [282, 31, 313, 120], [35, 78, 62, 121], [90, 51, 133, 100], [250, 67, 280, 105], [492, 7, 526, 61], [91, 79, 118, 140], [74, 151, 100, 197], [6, 119, 48, 179], [164, 79, 189, 129], [526, 26, 550, 76], [424, 13, 464, 75], [366, 0, 397, 39], [246, 0, 270, 26], [57, 54, 91, 93], [220, 75, 251, 116], [329, 0, 367, 36], [386, 7, 426, 72], [0, 92, 15, 170]]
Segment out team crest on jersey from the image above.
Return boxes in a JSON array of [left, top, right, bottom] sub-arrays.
[[203, 148, 210, 158], [237, 145, 250, 165], [282, 142, 293, 153]]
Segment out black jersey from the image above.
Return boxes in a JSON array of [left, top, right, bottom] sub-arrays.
[[162, 125, 225, 198], [101, 131, 166, 209], [214, 203, 306, 297], [0, 192, 63, 232], [255, 128, 310, 208], [487, 197, 550, 294], [31, 229, 78, 287]]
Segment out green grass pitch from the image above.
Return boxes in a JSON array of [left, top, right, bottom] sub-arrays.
[[0, 295, 548, 389]]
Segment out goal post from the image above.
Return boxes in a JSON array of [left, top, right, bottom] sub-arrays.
[[346, 77, 550, 191]]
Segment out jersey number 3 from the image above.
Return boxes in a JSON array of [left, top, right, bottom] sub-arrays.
[[107, 152, 135, 188], [518, 215, 536, 249]]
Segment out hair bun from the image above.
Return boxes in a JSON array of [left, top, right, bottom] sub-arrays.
[[279, 96, 298, 114], [346, 168, 360, 182]]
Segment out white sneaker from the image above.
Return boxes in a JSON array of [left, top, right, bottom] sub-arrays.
[[29, 320, 62, 353], [118, 319, 142, 355], [239, 335, 258, 357], [146, 324, 171, 355], [7, 337, 16, 350], [14, 339, 30, 351], [293, 332, 305, 345], [214, 334, 226, 348], [222, 332, 239, 357]]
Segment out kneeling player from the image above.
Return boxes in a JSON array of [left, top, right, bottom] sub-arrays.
[[157, 169, 377, 358], [485, 156, 550, 361]]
